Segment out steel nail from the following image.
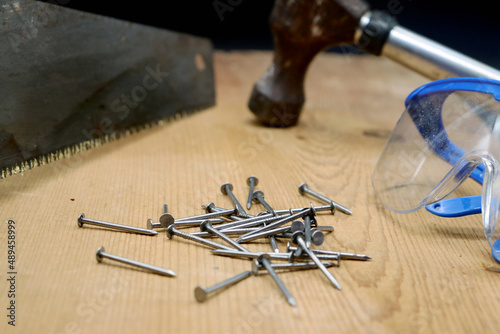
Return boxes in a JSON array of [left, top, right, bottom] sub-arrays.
[[147, 218, 162, 230], [255, 254, 296, 307], [287, 245, 372, 261], [221, 183, 247, 217], [310, 228, 325, 246], [252, 190, 277, 216], [269, 235, 279, 253], [251, 260, 338, 274], [95, 246, 176, 277], [298, 183, 352, 215], [195, 270, 254, 303], [237, 220, 305, 244], [216, 213, 283, 231], [237, 225, 292, 244], [173, 218, 227, 228], [78, 213, 158, 236], [191, 227, 261, 238], [291, 231, 342, 290], [166, 224, 234, 251], [173, 208, 237, 222], [304, 213, 312, 248], [268, 203, 335, 216], [237, 206, 313, 240], [246, 176, 259, 210], [200, 220, 251, 253], [211, 249, 292, 261]]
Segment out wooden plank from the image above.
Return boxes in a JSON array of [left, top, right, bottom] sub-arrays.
[[1, 51, 498, 334]]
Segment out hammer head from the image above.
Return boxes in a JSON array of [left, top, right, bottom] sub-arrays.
[[248, 0, 369, 127]]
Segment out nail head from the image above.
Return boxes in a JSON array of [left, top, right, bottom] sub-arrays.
[[166, 225, 175, 239], [246, 176, 259, 186], [159, 213, 175, 228], [204, 202, 216, 213], [221, 183, 233, 195], [311, 228, 325, 246], [252, 190, 264, 202], [147, 218, 154, 230], [194, 286, 208, 302], [291, 231, 304, 245], [96, 246, 105, 263], [200, 220, 212, 232], [256, 253, 271, 264], [251, 259, 262, 275], [298, 183, 308, 195], [290, 220, 305, 232], [77, 213, 85, 227]]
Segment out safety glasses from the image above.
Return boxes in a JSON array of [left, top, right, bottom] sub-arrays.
[[372, 77, 500, 262]]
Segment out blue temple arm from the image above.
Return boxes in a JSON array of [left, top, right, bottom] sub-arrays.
[[425, 195, 482, 217]]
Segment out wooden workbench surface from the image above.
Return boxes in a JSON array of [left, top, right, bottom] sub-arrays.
[[2, 51, 499, 334]]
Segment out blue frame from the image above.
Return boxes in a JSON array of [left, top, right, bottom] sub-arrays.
[[404, 78, 500, 216], [405, 77, 500, 184]]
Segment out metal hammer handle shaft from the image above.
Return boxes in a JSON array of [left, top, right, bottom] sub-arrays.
[[356, 10, 500, 81]]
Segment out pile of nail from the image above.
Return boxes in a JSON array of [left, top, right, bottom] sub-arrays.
[[78, 177, 371, 307]]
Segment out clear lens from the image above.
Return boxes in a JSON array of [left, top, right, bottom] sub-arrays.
[[373, 90, 500, 247]]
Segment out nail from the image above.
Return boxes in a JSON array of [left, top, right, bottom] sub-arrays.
[[78, 213, 158, 236], [310, 228, 325, 246], [200, 221, 250, 253], [291, 231, 341, 290], [208, 202, 336, 217], [251, 260, 338, 274], [316, 225, 334, 232], [237, 207, 313, 241], [195, 270, 254, 303], [159, 213, 175, 227], [237, 220, 305, 244], [237, 225, 292, 244], [215, 213, 283, 231], [166, 225, 234, 251], [246, 176, 259, 210], [286, 245, 372, 261], [291, 253, 342, 262], [252, 190, 277, 216], [268, 203, 336, 216], [202, 202, 226, 213], [191, 227, 261, 238], [173, 218, 227, 228], [255, 254, 296, 307], [221, 183, 247, 217], [147, 206, 171, 229], [173, 208, 237, 222], [304, 213, 312, 248], [203, 203, 248, 221], [269, 235, 279, 253], [147, 218, 162, 230], [275, 226, 329, 240], [95, 246, 176, 277], [298, 183, 352, 215], [211, 249, 292, 261]]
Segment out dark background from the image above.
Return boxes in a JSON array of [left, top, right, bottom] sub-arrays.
[[41, 0, 500, 69]]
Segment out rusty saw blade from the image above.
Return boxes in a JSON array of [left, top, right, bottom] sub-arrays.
[[0, 0, 215, 178]]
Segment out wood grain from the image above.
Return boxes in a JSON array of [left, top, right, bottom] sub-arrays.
[[1, 51, 498, 334]]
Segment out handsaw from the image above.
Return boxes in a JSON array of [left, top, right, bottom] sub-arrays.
[[0, 0, 215, 178]]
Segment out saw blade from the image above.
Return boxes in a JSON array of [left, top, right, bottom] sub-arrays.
[[0, 0, 215, 178]]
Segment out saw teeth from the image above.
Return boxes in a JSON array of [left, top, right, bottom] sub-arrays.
[[0, 106, 211, 179]]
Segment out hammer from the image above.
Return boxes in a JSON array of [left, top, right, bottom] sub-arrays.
[[248, 0, 500, 127]]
